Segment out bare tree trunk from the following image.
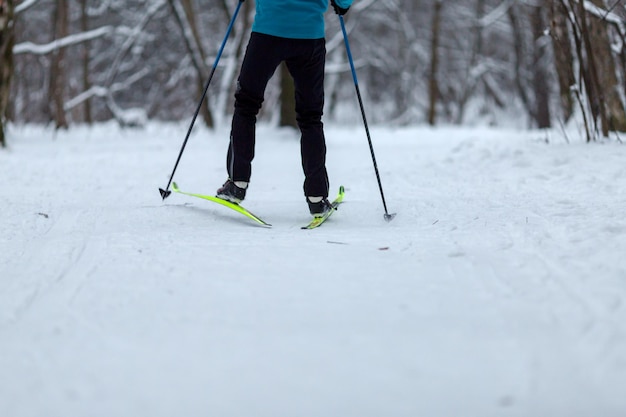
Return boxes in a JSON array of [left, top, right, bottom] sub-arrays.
[[168, 0, 213, 127], [508, 3, 533, 121], [559, 0, 595, 141], [427, 0, 442, 126], [0, 0, 15, 147], [577, 0, 608, 137], [587, 0, 626, 132], [48, 0, 69, 129], [80, 0, 92, 124], [531, 4, 551, 128], [216, 0, 252, 126], [455, 0, 485, 124], [549, 0, 576, 122]]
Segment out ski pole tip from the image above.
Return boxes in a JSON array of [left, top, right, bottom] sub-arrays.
[[384, 213, 396, 222], [159, 188, 171, 200]]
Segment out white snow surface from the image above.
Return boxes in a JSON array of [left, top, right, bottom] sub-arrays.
[[1, 123, 626, 417]]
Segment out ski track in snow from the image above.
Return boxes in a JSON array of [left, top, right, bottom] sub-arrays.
[[1, 123, 625, 417]]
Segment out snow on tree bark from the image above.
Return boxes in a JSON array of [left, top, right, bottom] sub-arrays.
[[0, 0, 14, 146]]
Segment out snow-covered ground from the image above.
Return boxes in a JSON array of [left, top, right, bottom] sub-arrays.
[[1, 122, 625, 417]]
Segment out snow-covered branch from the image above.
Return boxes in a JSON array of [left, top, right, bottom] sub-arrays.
[[478, 0, 513, 28], [15, 0, 40, 14], [103, 0, 166, 84], [168, 0, 208, 79], [13, 26, 113, 55], [584, 0, 626, 36], [65, 68, 150, 111]]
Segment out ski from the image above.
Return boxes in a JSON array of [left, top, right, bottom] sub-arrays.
[[301, 186, 345, 230], [171, 182, 271, 227]]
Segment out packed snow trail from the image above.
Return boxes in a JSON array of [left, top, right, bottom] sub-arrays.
[[1, 123, 625, 417]]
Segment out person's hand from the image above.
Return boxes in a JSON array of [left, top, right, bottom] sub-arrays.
[[330, 0, 349, 15]]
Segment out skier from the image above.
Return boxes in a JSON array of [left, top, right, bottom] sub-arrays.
[[216, 0, 353, 218]]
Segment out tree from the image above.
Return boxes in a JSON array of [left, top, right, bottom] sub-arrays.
[[168, 0, 214, 127], [80, 0, 92, 124], [530, 2, 551, 129], [586, 0, 626, 132], [549, 0, 576, 123], [4, 0, 625, 135], [555, 0, 626, 139], [48, 0, 69, 129], [427, 0, 442, 125], [0, 0, 14, 147]]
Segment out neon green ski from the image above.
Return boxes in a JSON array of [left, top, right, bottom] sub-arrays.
[[171, 182, 271, 227], [301, 186, 345, 229]]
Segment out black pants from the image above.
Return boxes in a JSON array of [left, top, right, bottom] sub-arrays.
[[227, 32, 329, 198]]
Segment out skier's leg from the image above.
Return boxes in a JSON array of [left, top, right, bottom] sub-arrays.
[[228, 33, 284, 182], [286, 38, 329, 198]]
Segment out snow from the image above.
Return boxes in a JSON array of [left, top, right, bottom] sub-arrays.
[[1, 122, 626, 417]]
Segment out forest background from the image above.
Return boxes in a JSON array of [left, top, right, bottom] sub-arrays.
[[0, 0, 625, 147]]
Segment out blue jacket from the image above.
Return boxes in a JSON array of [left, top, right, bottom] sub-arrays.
[[252, 0, 354, 39]]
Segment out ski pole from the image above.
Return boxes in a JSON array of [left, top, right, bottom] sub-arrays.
[[159, 0, 245, 200], [339, 16, 395, 221]]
